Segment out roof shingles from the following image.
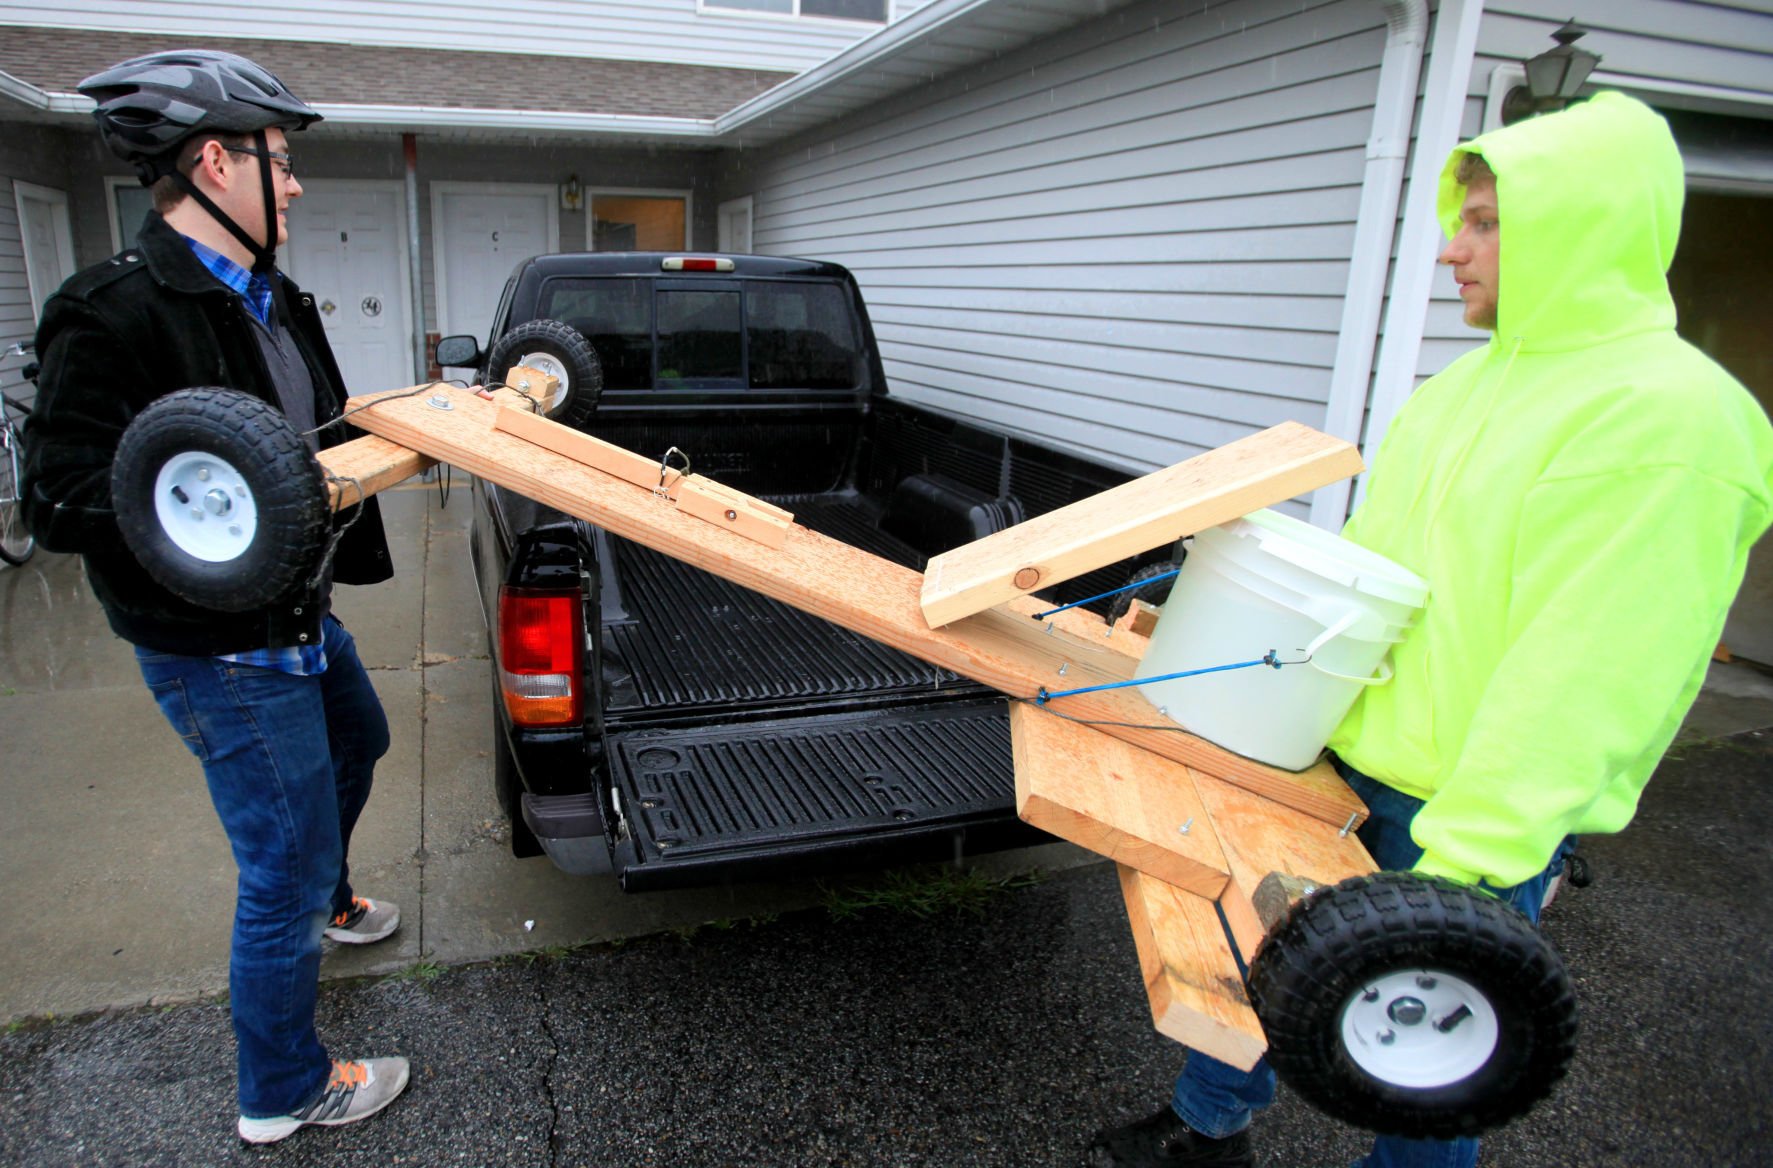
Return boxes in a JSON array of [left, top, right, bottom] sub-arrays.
[[0, 27, 792, 119]]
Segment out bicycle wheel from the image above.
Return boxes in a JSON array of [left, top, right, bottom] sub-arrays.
[[0, 423, 34, 565]]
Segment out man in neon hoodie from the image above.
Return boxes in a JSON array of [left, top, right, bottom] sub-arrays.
[[1085, 91, 1773, 1168]]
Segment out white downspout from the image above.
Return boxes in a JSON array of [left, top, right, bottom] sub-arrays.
[[1310, 0, 1429, 529], [1353, 0, 1487, 508]]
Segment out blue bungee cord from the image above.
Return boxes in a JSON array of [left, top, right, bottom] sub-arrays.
[[1034, 649, 1306, 705]]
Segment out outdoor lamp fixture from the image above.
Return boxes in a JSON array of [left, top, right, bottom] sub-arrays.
[[1501, 20, 1601, 125], [560, 174, 584, 212]]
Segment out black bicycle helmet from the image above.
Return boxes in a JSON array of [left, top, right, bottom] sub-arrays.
[[80, 49, 321, 184]]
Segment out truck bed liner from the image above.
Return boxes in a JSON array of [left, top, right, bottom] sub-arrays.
[[609, 698, 1036, 889], [602, 493, 972, 718]]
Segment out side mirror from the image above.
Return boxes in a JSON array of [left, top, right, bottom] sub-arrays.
[[434, 335, 482, 368]]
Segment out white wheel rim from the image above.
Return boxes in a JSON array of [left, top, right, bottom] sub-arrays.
[[1338, 967, 1500, 1088], [515, 350, 570, 414], [152, 450, 260, 563]]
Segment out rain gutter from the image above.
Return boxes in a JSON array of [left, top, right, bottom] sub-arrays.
[[1311, 0, 1430, 528]]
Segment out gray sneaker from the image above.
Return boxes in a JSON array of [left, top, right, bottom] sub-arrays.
[[237, 1057, 411, 1144], [325, 896, 400, 944]]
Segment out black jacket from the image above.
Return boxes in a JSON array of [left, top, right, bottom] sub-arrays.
[[22, 212, 393, 654]]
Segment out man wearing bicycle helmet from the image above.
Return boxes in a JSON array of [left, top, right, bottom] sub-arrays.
[[22, 49, 410, 1144]]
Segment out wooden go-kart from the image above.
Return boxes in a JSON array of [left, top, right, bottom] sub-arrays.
[[108, 322, 1576, 1139]]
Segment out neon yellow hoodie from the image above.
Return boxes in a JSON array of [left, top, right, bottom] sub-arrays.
[[1326, 92, 1773, 888]]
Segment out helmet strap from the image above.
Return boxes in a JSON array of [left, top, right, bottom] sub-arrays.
[[169, 129, 279, 273]]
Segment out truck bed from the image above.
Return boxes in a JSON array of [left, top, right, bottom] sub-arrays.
[[598, 489, 1041, 888]]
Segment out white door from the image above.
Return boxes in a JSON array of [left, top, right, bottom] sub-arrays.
[[283, 182, 412, 394], [433, 184, 558, 358], [14, 181, 75, 323]]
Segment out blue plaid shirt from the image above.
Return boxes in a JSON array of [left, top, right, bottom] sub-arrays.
[[181, 235, 326, 676]]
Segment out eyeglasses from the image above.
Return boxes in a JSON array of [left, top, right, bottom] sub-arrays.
[[224, 145, 296, 181]]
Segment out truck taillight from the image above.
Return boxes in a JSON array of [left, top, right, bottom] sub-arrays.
[[498, 586, 584, 727]]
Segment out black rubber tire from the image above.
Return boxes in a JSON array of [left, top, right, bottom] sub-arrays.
[[111, 388, 330, 613], [1249, 872, 1578, 1139], [0, 431, 33, 565], [485, 319, 603, 428]]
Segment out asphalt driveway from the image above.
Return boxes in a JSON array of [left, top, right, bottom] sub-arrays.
[[3, 729, 1772, 1167]]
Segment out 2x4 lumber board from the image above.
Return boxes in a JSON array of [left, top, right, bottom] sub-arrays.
[[318, 434, 434, 510], [673, 474, 793, 549], [1118, 864, 1268, 1070], [1191, 769, 1376, 960], [342, 385, 1366, 826], [1009, 704, 1229, 898], [920, 421, 1364, 628]]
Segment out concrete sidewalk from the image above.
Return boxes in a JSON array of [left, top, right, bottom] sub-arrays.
[[1, 482, 1088, 1024]]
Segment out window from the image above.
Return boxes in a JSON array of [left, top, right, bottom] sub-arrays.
[[700, 0, 886, 22], [590, 193, 687, 252], [539, 278, 653, 390], [105, 177, 154, 252], [658, 289, 742, 385], [534, 277, 862, 392], [746, 282, 859, 390]]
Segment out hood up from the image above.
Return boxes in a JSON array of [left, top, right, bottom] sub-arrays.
[[1438, 91, 1685, 352]]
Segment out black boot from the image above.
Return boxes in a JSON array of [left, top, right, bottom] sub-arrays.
[[1083, 1105, 1255, 1167]]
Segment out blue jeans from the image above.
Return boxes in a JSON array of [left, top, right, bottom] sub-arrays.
[[136, 615, 389, 1118], [1170, 760, 1574, 1168]]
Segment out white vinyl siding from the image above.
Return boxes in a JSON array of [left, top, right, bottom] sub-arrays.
[[0, 0, 885, 73], [736, 0, 1387, 474]]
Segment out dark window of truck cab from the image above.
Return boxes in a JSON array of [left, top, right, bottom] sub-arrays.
[[746, 282, 859, 390], [658, 288, 743, 385], [537, 278, 651, 390]]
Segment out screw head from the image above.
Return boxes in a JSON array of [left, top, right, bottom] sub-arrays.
[[1378, 1028, 1396, 1045]]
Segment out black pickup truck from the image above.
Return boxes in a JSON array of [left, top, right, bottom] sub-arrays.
[[440, 252, 1162, 890]]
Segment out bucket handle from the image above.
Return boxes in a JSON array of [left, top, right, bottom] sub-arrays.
[[1303, 610, 1394, 687]]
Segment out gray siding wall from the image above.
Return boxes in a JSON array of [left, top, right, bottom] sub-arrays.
[[1415, 0, 1773, 380], [719, 0, 1389, 474], [0, 0, 887, 74]]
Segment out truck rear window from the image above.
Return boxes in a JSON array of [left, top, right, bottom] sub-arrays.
[[537, 278, 860, 392]]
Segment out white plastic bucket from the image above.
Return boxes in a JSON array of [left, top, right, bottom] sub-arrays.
[[1133, 508, 1428, 771]]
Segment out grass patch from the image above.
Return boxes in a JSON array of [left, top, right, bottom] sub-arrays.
[[821, 865, 1044, 922], [386, 958, 446, 985]]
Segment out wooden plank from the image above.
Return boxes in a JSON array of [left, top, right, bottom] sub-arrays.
[[317, 434, 434, 510], [919, 421, 1363, 628], [672, 474, 794, 549], [342, 384, 1367, 826], [1117, 864, 1267, 1070], [1191, 769, 1375, 959], [492, 398, 669, 491], [1010, 703, 1229, 898]]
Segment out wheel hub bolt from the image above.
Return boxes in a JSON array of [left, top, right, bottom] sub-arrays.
[[190, 508, 204, 521], [204, 488, 233, 516], [1377, 1028, 1396, 1045], [1416, 975, 1438, 990], [1388, 996, 1427, 1026], [197, 467, 210, 481]]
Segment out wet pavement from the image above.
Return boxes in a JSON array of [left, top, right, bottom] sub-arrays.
[[3, 483, 1772, 1166]]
